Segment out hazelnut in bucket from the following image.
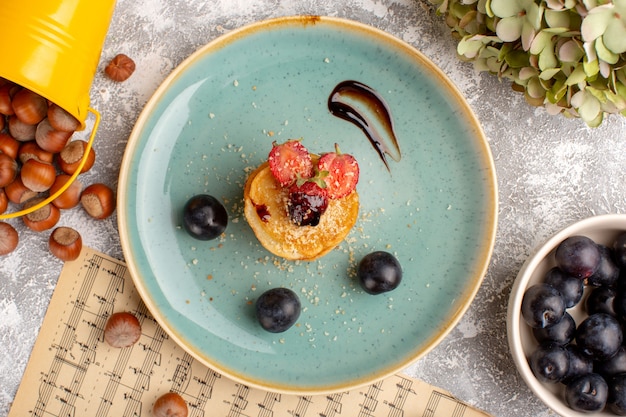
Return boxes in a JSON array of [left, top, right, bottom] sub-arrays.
[[0, 0, 116, 220]]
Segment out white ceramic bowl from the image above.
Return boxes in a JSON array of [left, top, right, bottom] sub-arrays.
[[507, 214, 626, 416]]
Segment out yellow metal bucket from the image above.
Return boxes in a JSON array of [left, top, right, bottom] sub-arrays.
[[0, 0, 116, 219]]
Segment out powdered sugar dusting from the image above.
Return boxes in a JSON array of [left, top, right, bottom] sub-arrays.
[[0, 300, 21, 330]]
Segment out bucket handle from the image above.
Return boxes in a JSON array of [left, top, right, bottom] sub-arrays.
[[0, 107, 101, 220]]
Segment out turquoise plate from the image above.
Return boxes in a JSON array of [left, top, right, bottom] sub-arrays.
[[118, 16, 498, 395]]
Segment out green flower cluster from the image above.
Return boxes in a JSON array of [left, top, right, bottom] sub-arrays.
[[428, 0, 626, 126]]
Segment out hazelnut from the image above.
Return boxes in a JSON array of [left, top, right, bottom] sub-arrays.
[[105, 54, 136, 82], [20, 159, 56, 192], [8, 115, 36, 141], [49, 226, 82, 261], [49, 174, 82, 209], [153, 392, 188, 417], [0, 188, 8, 214], [11, 88, 48, 125], [5, 177, 37, 204], [58, 140, 95, 174], [0, 132, 20, 159], [35, 118, 72, 153], [18, 140, 54, 164], [81, 183, 115, 219], [0, 84, 16, 116], [0, 153, 18, 188], [104, 311, 142, 348], [0, 221, 18, 255], [47, 103, 80, 132], [22, 197, 60, 231]]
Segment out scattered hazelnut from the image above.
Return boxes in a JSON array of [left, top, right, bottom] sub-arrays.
[[105, 54, 136, 82], [48, 226, 82, 261], [81, 183, 115, 219], [153, 392, 188, 417], [104, 311, 142, 348], [0, 221, 18, 255]]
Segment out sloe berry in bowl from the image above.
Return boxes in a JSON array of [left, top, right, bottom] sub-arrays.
[[507, 214, 626, 417]]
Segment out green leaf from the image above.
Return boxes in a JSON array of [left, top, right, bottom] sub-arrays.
[[450, 2, 472, 19], [604, 89, 626, 108], [504, 49, 531, 67], [577, 94, 602, 122], [558, 39, 584, 62], [459, 10, 480, 32], [549, 78, 568, 102], [435, 0, 449, 14], [583, 57, 600, 77], [566, 65, 588, 85], [581, 6, 613, 41], [484, 0, 494, 17], [587, 86, 608, 103], [480, 45, 502, 59], [458, 37, 484, 58], [521, 22, 537, 51], [544, 9, 570, 28], [519, 66, 538, 80], [527, 2, 544, 29], [595, 37, 619, 64], [539, 47, 558, 70], [527, 76, 547, 98], [616, 69, 626, 88], [498, 42, 514, 61], [540, 68, 562, 80], [496, 16, 523, 41], [603, 17, 626, 54], [587, 113, 604, 127], [486, 56, 505, 72], [477, 0, 488, 14], [529, 30, 552, 55], [582, 0, 599, 10], [489, 0, 521, 17]]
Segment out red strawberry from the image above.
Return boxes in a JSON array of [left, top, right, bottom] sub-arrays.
[[287, 180, 329, 227], [317, 143, 359, 199], [104, 311, 142, 348], [268, 139, 313, 187]]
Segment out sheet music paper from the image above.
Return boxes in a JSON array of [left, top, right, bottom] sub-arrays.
[[8, 246, 493, 417]]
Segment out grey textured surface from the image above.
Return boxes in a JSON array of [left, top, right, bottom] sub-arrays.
[[1, 1, 625, 416]]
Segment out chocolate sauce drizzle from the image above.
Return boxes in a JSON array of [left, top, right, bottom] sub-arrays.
[[328, 80, 401, 171]]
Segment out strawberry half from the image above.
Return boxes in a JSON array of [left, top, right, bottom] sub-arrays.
[[317, 143, 359, 199], [268, 139, 313, 187]]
